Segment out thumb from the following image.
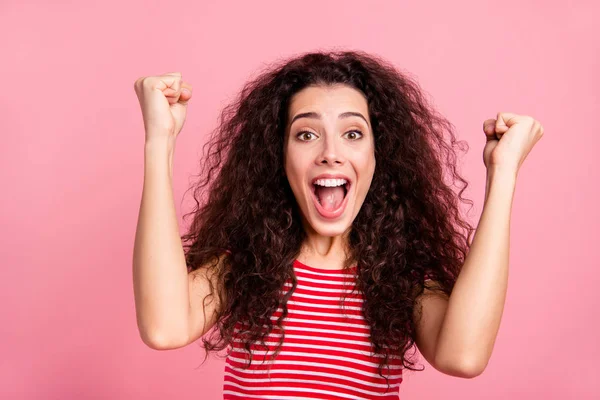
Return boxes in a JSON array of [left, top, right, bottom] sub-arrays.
[[178, 84, 192, 106], [495, 112, 519, 134], [170, 89, 192, 134]]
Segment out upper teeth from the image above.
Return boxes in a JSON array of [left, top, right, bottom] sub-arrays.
[[314, 178, 347, 187]]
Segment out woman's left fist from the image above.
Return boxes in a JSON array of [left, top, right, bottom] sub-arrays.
[[482, 112, 544, 173]]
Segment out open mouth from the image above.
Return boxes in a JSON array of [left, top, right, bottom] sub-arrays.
[[311, 182, 349, 204], [309, 180, 351, 219]]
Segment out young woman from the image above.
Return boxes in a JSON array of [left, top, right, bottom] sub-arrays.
[[133, 50, 544, 399]]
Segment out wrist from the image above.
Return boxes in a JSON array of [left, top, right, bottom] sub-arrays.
[[145, 136, 176, 153], [487, 164, 518, 181], [144, 137, 176, 177], [484, 165, 517, 203]]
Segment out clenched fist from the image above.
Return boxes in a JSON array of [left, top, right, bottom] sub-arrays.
[[133, 72, 193, 142]]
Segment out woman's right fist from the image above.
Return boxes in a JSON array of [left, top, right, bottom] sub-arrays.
[[133, 72, 193, 142]]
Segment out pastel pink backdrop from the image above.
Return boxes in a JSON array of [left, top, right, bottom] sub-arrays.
[[1, 1, 598, 399]]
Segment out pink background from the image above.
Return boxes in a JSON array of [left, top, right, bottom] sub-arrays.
[[1, 0, 598, 399]]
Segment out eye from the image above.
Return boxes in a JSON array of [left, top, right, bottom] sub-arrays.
[[296, 130, 363, 141], [297, 131, 317, 141], [345, 130, 363, 140]]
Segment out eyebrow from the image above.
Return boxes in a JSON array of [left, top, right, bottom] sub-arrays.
[[289, 111, 370, 128]]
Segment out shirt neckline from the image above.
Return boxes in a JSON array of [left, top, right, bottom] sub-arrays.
[[293, 258, 357, 273]]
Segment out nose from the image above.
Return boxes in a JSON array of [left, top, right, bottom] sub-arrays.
[[317, 134, 345, 165]]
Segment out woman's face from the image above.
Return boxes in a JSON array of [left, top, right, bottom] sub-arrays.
[[284, 84, 376, 238]]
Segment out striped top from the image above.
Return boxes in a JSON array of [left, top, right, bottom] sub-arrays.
[[223, 259, 404, 399]]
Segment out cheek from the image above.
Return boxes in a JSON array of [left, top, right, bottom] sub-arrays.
[[284, 158, 304, 191], [356, 152, 376, 173], [355, 154, 376, 192], [285, 145, 309, 175]]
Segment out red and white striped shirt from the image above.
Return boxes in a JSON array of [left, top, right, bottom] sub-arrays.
[[223, 259, 404, 399]]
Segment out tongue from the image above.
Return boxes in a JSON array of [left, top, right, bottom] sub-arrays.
[[315, 186, 345, 211]]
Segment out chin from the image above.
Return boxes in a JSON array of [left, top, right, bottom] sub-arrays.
[[300, 201, 357, 238], [306, 219, 351, 237]]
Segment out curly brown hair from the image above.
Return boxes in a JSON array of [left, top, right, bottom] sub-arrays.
[[181, 49, 475, 388]]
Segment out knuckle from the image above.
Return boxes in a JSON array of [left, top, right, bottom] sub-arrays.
[[141, 77, 155, 89], [133, 77, 143, 89]]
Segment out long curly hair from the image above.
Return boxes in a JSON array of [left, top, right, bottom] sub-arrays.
[[181, 49, 475, 387]]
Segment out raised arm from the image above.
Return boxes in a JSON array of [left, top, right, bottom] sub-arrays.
[[132, 73, 222, 350]]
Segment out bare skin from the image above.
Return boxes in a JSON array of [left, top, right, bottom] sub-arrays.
[[131, 71, 545, 382], [283, 84, 376, 270]]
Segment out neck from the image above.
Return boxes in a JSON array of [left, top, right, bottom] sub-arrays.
[[298, 222, 353, 268]]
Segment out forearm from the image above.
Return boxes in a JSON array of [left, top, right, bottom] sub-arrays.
[[132, 137, 190, 348], [435, 166, 517, 373]]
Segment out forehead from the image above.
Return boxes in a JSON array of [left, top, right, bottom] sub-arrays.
[[287, 84, 369, 122]]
